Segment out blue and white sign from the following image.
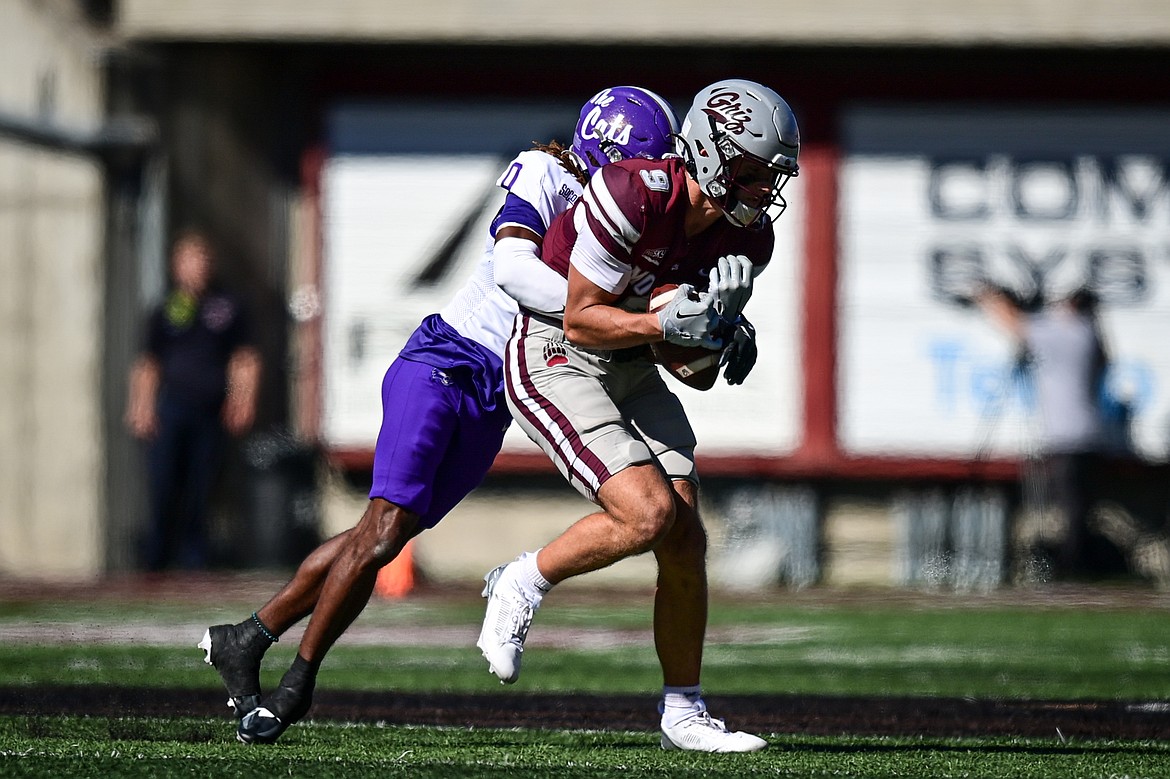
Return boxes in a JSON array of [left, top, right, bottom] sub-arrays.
[[838, 105, 1170, 461]]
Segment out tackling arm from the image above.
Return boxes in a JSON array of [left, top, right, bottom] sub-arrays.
[[492, 226, 568, 316]]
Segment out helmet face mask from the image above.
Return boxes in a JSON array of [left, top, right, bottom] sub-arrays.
[[572, 86, 680, 177], [706, 130, 796, 226], [676, 79, 800, 227]]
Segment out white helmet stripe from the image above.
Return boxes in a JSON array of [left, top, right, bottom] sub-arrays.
[[637, 88, 682, 135]]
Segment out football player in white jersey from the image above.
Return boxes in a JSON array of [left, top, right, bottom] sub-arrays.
[[480, 79, 800, 753], [197, 86, 678, 745]]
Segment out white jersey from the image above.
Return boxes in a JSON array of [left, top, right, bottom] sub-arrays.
[[438, 149, 583, 358]]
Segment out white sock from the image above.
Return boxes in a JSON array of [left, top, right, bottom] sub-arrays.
[[515, 550, 552, 603], [661, 685, 703, 726]]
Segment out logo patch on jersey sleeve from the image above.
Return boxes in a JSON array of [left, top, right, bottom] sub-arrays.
[[557, 183, 580, 205], [639, 169, 671, 192]]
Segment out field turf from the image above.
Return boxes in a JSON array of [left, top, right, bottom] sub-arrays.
[[0, 576, 1168, 777]]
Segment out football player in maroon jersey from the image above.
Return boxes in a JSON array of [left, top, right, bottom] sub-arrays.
[[482, 79, 799, 752]]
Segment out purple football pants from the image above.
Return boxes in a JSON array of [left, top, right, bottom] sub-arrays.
[[369, 356, 511, 529]]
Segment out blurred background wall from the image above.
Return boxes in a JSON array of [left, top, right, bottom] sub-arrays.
[[0, 0, 107, 576], [2, 0, 1168, 585]]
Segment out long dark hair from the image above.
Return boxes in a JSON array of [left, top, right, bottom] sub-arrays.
[[532, 140, 589, 186]]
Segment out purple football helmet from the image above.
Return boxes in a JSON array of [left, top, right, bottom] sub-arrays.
[[571, 86, 680, 176]]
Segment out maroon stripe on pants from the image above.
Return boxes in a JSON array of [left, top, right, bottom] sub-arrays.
[[505, 314, 613, 498]]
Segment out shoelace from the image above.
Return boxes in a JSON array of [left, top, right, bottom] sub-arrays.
[[679, 710, 728, 732], [662, 700, 730, 734], [696, 700, 721, 728]]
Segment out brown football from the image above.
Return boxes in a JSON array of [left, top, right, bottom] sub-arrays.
[[647, 284, 722, 391]]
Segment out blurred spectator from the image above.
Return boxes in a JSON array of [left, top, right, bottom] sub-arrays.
[[125, 229, 261, 571], [977, 284, 1109, 578]]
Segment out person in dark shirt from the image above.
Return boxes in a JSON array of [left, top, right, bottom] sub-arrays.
[[125, 229, 261, 571]]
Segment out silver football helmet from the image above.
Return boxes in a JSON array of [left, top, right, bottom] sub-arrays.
[[675, 79, 800, 227]]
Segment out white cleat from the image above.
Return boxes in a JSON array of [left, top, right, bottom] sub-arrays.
[[476, 559, 540, 684], [660, 707, 767, 753]]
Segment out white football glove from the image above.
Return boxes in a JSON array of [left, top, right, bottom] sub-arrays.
[[657, 283, 723, 350], [708, 254, 754, 321]]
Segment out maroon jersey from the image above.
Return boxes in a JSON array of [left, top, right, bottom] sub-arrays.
[[539, 157, 774, 309]]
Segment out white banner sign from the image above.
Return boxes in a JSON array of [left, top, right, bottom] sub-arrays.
[[320, 101, 803, 459], [839, 106, 1170, 461]]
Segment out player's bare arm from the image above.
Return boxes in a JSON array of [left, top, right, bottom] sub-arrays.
[[562, 264, 663, 349]]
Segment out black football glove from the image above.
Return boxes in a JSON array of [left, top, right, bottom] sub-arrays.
[[719, 315, 757, 386]]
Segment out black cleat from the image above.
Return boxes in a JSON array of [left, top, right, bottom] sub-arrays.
[[236, 706, 285, 745], [199, 623, 267, 718], [236, 679, 314, 745]]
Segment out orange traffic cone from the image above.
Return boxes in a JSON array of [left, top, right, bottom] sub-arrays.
[[374, 539, 416, 599]]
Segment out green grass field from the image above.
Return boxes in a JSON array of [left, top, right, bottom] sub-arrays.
[[3, 716, 1168, 779], [1, 585, 1169, 777]]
